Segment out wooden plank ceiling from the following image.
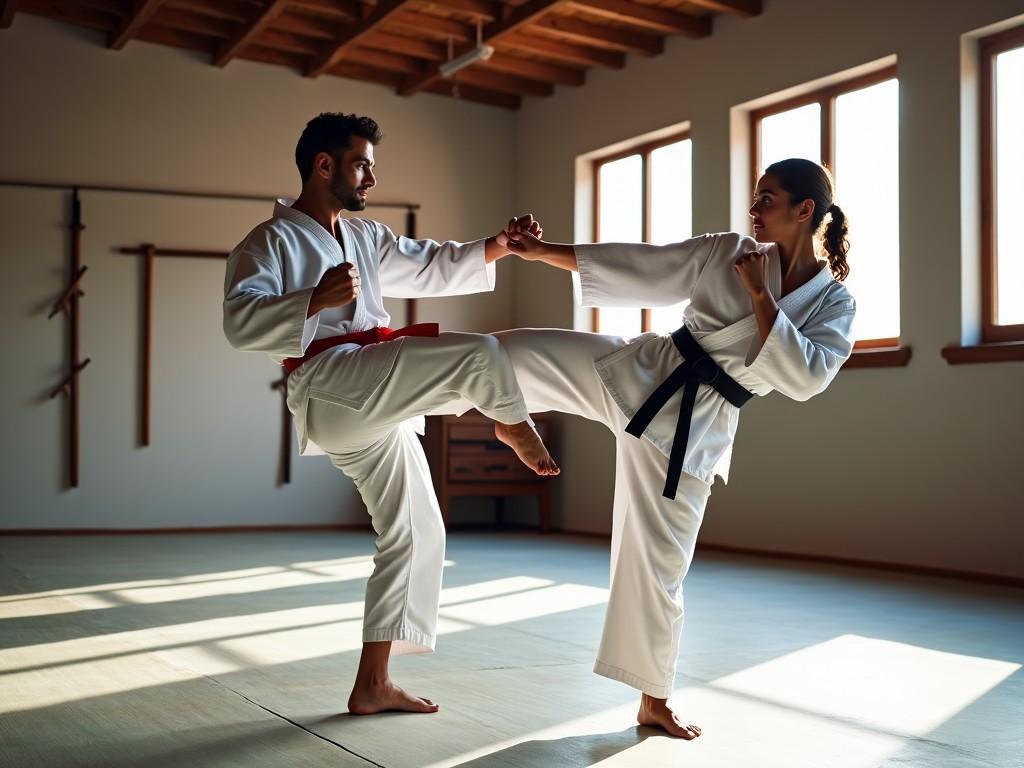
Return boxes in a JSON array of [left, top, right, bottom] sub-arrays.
[[1, 0, 761, 109]]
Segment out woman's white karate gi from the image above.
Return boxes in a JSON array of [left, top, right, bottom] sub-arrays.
[[500, 158, 857, 738]]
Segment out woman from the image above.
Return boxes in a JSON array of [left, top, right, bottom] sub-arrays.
[[497, 158, 857, 739]]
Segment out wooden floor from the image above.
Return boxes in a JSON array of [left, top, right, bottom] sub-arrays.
[[1, 532, 1022, 768]]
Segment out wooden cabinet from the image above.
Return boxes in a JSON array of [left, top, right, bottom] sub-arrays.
[[422, 411, 553, 532]]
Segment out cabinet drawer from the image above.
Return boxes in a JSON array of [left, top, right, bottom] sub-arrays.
[[447, 420, 550, 444], [448, 454, 537, 483]]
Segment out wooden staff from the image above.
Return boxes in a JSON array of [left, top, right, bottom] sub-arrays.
[[48, 189, 89, 488]]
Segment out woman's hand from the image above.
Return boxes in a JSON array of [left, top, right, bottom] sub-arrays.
[[734, 250, 769, 296], [502, 230, 550, 261]]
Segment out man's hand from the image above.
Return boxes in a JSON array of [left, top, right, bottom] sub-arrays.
[[495, 214, 543, 251], [308, 263, 360, 317]]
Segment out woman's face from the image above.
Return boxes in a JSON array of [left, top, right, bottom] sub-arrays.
[[749, 173, 805, 243]]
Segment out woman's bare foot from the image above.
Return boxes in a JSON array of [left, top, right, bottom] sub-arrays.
[[637, 693, 701, 739], [347, 679, 439, 715], [494, 421, 560, 476]]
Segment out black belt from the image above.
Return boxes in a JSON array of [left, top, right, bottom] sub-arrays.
[[625, 326, 754, 500]]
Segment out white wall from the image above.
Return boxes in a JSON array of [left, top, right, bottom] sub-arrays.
[[512, 0, 1024, 579], [0, 15, 517, 529]]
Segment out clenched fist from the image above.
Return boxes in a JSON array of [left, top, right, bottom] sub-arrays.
[[495, 214, 543, 251], [733, 250, 768, 297], [308, 263, 360, 317]]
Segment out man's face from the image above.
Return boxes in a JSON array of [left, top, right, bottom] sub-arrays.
[[328, 137, 377, 211]]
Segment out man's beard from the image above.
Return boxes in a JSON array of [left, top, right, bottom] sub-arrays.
[[329, 170, 366, 211]]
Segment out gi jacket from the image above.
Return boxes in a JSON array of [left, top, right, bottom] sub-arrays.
[[223, 200, 494, 454], [574, 232, 857, 484]]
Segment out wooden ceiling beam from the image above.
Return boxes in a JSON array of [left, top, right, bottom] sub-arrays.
[[214, 0, 291, 67], [257, 28, 321, 55], [21, 0, 119, 33], [305, 0, 416, 77], [290, 0, 361, 19], [384, 11, 472, 42], [165, 0, 250, 23], [154, 8, 236, 39], [108, 0, 167, 49], [398, 0, 564, 96], [566, 0, 709, 37], [499, 30, 624, 68], [272, 10, 340, 40], [336, 46, 425, 75], [484, 51, 584, 86], [533, 15, 662, 55], [1, 2, 18, 29], [362, 31, 447, 61], [451, 67, 554, 97], [684, 0, 760, 16], [415, 0, 500, 21], [135, 22, 216, 53]]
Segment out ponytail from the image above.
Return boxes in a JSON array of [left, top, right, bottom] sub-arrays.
[[823, 203, 850, 282]]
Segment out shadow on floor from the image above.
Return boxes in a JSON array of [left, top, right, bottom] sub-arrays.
[[448, 727, 655, 768]]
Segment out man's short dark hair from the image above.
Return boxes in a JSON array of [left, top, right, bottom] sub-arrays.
[[295, 113, 383, 183]]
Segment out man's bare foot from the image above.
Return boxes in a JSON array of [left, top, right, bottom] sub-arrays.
[[494, 421, 560, 476], [637, 693, 701, 739], [347, 680, 439, 715]]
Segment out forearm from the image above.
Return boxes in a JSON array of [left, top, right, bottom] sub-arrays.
[[748, 289, 780, 342], [484, 236, 508, 264], [535, 242, 578, 272]]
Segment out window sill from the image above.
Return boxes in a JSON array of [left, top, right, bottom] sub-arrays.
[[841, 345, 912, 369], [941, 341, 1024, 365]]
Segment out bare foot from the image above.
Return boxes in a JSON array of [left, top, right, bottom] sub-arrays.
[[494, 421, 560, 476], [637, 693, 701, 739], [347, 680, 439, 715]]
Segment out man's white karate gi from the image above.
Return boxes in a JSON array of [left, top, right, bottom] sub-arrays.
[[497, 231, 857, 699], [224, 200, 538, 654]]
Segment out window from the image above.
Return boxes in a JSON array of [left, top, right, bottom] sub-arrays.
[[981, 25, 1024, 343], [592, 133, 692, 337], [751, 66, 899, 349]]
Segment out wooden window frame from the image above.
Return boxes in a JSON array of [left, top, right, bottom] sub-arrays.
[[980, 25, 1024, 345], [943, 24, 1024, 365], [750, 65, 910, 368], [591, 130, 691, 335]]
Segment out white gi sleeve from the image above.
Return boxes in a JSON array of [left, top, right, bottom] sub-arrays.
[[744, 298, 857, 401], [571, 234, 717, 307], [223, 237, 319, 357], [375, 222, 495, 298]]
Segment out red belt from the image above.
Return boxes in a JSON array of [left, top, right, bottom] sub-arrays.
[[282, 323, 440, 376]]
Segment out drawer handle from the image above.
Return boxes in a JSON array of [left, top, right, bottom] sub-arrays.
[[485, 464, 510, 472]]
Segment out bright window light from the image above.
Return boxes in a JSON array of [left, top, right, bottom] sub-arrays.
[[835, 79, 900, 341], [650, 138, 692, 334], [597, 153, 644, 337], [995, 45, 1024, 325], [759, 102, 821, 171]]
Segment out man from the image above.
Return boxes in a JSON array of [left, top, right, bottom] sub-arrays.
[[223, 112, 557, 715]]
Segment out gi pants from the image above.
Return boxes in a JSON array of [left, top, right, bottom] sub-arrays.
[[305, 332, 531, 654], [496, 329, 712, 699]]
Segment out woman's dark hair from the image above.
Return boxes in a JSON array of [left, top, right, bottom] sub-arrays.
[[764, 158, 850, 281], [295, 112, 383, 184]]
